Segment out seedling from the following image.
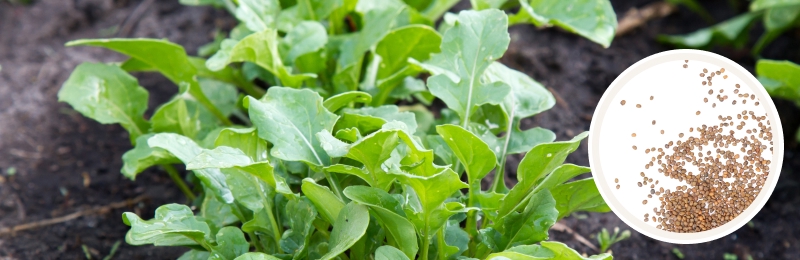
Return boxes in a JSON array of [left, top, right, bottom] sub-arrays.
[[597, 227, 630, 252], [661, 0, 800, 55]]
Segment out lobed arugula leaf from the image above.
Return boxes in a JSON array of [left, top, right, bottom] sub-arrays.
[[58, 63, 150, 142], [420, 9, 511, 126], [512, 0, 617, 48], [247, 88, 338, 168], [122, 204, 211, 247], [66, 39, 232, 125]]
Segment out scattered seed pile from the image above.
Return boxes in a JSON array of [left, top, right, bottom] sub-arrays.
[[618, 60, 774, 233]]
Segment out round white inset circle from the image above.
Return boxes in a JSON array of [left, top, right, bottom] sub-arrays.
[[588, 49, 783, 244]]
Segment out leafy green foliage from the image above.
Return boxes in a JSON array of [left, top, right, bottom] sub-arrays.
[[757, 59, 800, 140], [511, 0, 618, 47], [58, 1, 616, 259], [661, 0, 800, 55], [597, 227, 630, 253]]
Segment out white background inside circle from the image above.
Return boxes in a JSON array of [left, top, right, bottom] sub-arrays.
[[588, 50, 784, 244]]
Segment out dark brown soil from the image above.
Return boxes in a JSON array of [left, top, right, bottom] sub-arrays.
[[1, 0, 799, 259]]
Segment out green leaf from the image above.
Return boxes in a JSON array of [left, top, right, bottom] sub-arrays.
[[540, 241, 612, 260], [178, 250, 211, 260], [280, 198, 317, 256], [150, 84, 220, 141], [235, 0, 280, 32], [751, 0, 800, 11], [659, 12, 762, 49], [148, 133, 234, 203], [757, 59, 800, 101], [391, 168, 468, 239], [319, 203, 370, 260], [485, 244, 553, 260], [422, 9, 512, 124], [121, 134, 181, 179], [371, 25, 441, 104], [550, 178, 609, 219], [247, 88, 338, 167], [280, 21, 328, 65], [375, 245, 411, 260], [210, 227, 250, 260], [58, 63, 150, 142], [515, 0, 617, 47], [207, 30, 316, 88], [66, 39, 230, 125], [323, 130, 400, 190], [471, 0, 508, 10], [344, 186, 418, 258], [497, 132, 587, 219], [233, 253, 283, 260], [214, 127, 270, 162], [122, 204, 210, 247], [497, 190, 558, 249], [337, 105, 419, 134], [323, 91, 373, 112], [436, 124, 497, 182], [201, 185, 239, 228], [333, 1, 405, 92], [754, 6, 800, 54], [302, 178, 345, 224]]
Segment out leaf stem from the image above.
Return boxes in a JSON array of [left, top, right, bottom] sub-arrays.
[[437, 227, 447, 260], [161, 164, 196, 201], [490, 157, 507, 193], [466, 181, 480, 255], [264, 205, 283, 253], [420, 233, 430, 260], [248, 231, 263, 252], [323, 171, 344, 200]]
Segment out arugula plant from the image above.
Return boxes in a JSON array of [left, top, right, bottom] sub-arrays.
[[596, 227, 630, 253], [660, 0, 800, 55], [756, 59, 800, 140], [58, 1, 617, 259]]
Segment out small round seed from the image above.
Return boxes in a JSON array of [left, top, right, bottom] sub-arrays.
[[632, 133, 637, 137], [637, 104, 642, 108], [696, 111, 701, 115], [683, 64, 688, 68], [621, 100, 626, 105]]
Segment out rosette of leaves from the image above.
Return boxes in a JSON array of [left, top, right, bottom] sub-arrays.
[[660, 0, 800, 55], [70, 10, 611, 259]]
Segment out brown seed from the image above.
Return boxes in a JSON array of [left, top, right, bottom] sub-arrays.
[[703, 81, 707, 85], [708, 89, 713, 95], [621, 100, 626, 105], [633, 145, 638, 150], [653, 120, 656, 125], [683, 64, 688, 68], [679, 133, 684, 138], [650, 96, 654, 100], [661, 130, 665, 134], [685, 60, 689, 63], [736, 84, 741, 88], [616, 184, 620, 189], [723, 75, 728, 79], [638, 182, 643, 187], [637, 104, 642, 108], [704, 98, 708, 103], [713, 103, 716, 108], [696, 111, 701, 115], [721, 68, 725, 73], [643, 200, 648, 205], [703, 68, 708, 73], [615, 178, 619, 183]]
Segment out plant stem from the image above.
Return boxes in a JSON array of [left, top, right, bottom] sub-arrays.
[[161, 164, 196, 201], [323, 171, 344, 200], [466, 181, 480, 255], [264, 204, 283, 253], [248, 231, 263, 252], [437, 227, 447, 260], [420, 233, 430, 260], [489, 155, 508, 193]]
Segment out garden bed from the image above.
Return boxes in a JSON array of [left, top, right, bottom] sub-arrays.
[[0, 0, 799, 259]]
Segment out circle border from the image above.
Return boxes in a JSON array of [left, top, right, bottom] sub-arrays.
[[588, 49, 784, 244]]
